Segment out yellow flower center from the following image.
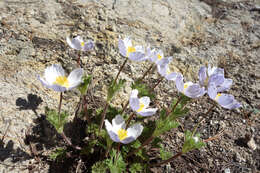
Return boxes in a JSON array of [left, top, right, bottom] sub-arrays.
[[215, 93, 221, 100], [137, 103, 145, 112], [81, 42, 85, 47], [157, 54, 162, 60], [127, 46, 136, 57], [54, 76, 69, 88], [184, 83, 188, 89], [117, 128, 128, 141]]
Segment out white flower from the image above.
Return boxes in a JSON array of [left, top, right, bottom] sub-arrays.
[[157, 57, 178, 81], [129, 89, 158, 117], [105, 115, 143, 144], [175, 74, 206, 98], [66, 36, 94, 51], [148, 48, 165, 65], [118, 37, 146, 61], [193, 136, 199, 143], [38, 64, 83, 92]]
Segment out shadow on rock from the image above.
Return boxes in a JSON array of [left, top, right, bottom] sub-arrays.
[[16, 93, 43, 116], [24, 114, 60, 151], [0, 140, 31, 163]]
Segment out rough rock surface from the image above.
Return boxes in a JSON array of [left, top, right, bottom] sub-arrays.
[[0, 0, 259, 172]]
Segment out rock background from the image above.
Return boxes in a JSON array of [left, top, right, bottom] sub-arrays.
[[0, 0, 259, 172]]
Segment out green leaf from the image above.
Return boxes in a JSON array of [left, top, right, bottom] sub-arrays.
[[129, 163, 143, 173], [107, 149, 126, 173], [130, 140, 141, 149], [80, 139, 97, 155], [153, 109, 179, 137], [107, 79, 126, 102], [131, 80, 155, 99], [49, 147, 66, 161], [151, 137, 163, 148], [78, 75, 92, 95], [92, 160, 108, 173], [159, 144, 172, 160], [182, 130, 205, 154], [45, 107, 69, 133]]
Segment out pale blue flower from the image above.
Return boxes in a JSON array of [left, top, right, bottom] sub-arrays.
[[147, 48, 166, 66], [129, 89, 158, 117], [175, 74, 206, 98], [207, 83, 241, 109], [38, 64, 83, 92], [118, 37, 146, 61], [105, 115, 143, 144], [157, 57, 178, 81], [198, 65, 232, 92], [66, 36, 94, 51]]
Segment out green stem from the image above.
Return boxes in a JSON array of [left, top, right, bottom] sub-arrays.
[[151, 151, 183, 167], [58, 92, 63, 124]]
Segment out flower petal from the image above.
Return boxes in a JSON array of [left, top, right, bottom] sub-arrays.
[[112, 115, 126, 132], [128, 52, 146, 61], [66, 36, 81, 50], [44, 64, 65, 84], [130, 90, 140, 111], [217, 78, 232, 92], [120, 136, 135, 144], [207, 83, 218, 99], [175, 74, 184, 93], [184, 83, 206, 98], [82, 40, 94, 51], [139, 96, 150, 108], [138, 108, 158, 117], [198, 66, 207, 86], [165, 72, 178, 81], [107, 130, 121, 143], [216, 94, 241, 109], [207, 65, 224, 76], [126, 124, 143, 140], [208, 73, 225, 86], [67, 68, 84, 89]]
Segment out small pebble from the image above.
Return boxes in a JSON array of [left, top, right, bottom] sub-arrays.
[[247, 137, 257, 150]]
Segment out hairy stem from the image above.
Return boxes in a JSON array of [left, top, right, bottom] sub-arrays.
[[77, 51, 81, 67], [58, 92, 63, 124], [167, 95, 182, 116], [114, 58, 128, 85], [152, 77, 164, 90], [121, 100, 129, 114], [140, 64, 154, 81], [61, 132, 81, 150], [99, 102, 109, 131], [116, 143, 121, 159], [125, 112, 135, 128]]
